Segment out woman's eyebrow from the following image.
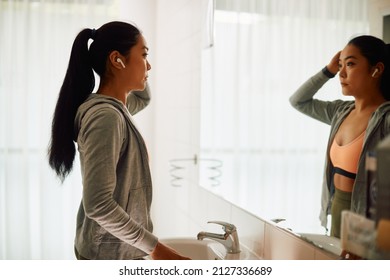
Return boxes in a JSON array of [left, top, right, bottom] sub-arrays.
[[339, 55, 357, 61]]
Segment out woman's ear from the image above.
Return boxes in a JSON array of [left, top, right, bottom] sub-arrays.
[[372, 62, 385, 78], [108, 51, 125, 70]]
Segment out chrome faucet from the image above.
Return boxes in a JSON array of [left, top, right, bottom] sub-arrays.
[[197, 221, 241, 254]]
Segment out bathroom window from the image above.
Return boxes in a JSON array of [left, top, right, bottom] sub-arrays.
[[200, 0, 368, 233]]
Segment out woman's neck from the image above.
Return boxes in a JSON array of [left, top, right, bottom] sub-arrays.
[[354, 90, 386, 113], [96, 82, 127, 105]]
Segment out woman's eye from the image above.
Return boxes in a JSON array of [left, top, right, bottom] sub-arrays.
[[346, 62, 354, 66]]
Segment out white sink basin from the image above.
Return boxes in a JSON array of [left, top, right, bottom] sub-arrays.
[[161, 237, 227, 260], [160, 237, 260, 260]]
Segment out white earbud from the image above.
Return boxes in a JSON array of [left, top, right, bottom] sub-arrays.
[[372, 68, 378, 77], [116, 58, 126, 69]]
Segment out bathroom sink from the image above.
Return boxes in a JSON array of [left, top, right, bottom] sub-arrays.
[[297, 233, 342, 256], [160, 237, 227, 260], [160, 237, 260, 260]]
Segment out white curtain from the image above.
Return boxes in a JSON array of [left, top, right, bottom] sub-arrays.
[[0, 0, 120, 259], [200, 0, 368, 234]]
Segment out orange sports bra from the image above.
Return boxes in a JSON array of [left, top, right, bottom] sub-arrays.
[[330, 131, 365, 175]]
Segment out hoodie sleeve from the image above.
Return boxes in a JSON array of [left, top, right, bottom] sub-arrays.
[[126, 83, 151, 115], [289, 69, 346, 125], [77, 105, 158, 254]]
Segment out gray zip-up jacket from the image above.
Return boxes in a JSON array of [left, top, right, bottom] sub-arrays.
[[73, 85, 158, 259], [289, 69, 390, 229]]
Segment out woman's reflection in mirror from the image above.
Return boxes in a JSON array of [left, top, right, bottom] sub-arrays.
[[290, 35, 390, 239]]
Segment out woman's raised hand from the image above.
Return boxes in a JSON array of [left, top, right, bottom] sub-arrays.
[[326, 51, 341, 75]]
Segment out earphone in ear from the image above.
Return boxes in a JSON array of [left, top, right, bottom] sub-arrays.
[[116, 57, 126, 69], [372, 68, 378, 77]]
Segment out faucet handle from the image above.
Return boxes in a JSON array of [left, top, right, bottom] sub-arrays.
[[208, 221, 236, 233]]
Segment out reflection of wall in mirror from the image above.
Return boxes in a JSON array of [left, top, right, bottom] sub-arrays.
[[368, 0, 390, 39], [384, 15, 390, 43]]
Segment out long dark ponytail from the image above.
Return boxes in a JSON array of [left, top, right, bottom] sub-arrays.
[[48, 21, 141, 181]]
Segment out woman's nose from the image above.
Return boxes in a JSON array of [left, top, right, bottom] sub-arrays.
[[147, 61, 151, 71], [339, 65, 346, 78]]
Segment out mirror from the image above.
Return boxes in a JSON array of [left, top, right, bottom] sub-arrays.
[[199, 0, 368, 251]]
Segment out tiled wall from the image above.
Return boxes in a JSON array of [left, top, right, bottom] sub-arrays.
[[151, 0, 206, 238], [145, 0, 337, 260]]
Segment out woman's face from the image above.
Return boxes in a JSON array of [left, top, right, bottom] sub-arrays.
[[338, 44, 374, 97], [124, 34, 151, 91]]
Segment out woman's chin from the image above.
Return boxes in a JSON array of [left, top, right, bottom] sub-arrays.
[[129, 84, 146, 92]]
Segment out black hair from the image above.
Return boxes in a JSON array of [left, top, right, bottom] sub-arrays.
[[48, 21, 141, 181], [348, 35, 390, 100]]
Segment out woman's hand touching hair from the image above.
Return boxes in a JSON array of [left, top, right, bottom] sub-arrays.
[[327, 51, 341, 75]]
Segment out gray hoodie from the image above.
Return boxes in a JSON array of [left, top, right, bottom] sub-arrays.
[[290, 70, 390, 229], [73, 86, 158, 259]]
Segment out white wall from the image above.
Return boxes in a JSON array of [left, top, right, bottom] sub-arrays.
[[120, 0, 206, 238], [151, 0, 206, 236], [119, 0, 157, 155], [368, 0, 390, 37]]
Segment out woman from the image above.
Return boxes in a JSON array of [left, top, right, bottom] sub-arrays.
[[289, 35, 390, 238], [48, 21, 189, 260]]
